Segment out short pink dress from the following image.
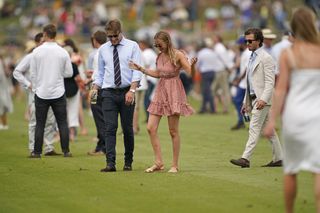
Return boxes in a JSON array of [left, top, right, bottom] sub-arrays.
[[147, 53, 194, 116]]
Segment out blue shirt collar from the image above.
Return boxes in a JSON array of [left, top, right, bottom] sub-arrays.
[[108, 36, 126, 47]]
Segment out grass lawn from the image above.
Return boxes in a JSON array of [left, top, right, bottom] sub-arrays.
[[0, 95, 315, 213]]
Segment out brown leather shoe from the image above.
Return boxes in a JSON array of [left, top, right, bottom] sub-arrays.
[[230, 158, 250, 168], [261, 160, 282, 167]]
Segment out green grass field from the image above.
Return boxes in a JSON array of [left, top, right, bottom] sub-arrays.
[[0, 96, 314, 213]]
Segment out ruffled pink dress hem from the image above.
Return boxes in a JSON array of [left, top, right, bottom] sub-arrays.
[[148, 101, 194, 116]]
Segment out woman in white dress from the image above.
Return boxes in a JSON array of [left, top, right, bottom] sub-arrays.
[[0, 56, 13, 130], [264, 7, 320, 213]]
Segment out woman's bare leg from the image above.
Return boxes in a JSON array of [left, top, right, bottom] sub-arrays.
[[147, 114, 163, 166], [167, 115, 180, 171], [284, 174, 297, 213]]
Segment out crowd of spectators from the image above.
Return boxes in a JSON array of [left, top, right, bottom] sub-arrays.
[[0, 0, 319, 132]]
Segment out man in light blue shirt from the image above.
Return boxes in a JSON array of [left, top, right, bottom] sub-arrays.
[[92, 19, 142, 172]]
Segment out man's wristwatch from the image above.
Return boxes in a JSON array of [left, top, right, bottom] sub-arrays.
[[129, 89, 136, 93]]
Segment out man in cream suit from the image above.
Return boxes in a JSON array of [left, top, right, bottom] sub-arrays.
[[230, 28, 283, 168]]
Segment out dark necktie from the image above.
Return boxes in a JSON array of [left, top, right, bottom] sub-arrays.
[[247, 52, 255, 95], [113, 45, 121, 87]]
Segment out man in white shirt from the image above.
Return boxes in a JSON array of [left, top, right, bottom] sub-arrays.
[[196, 38, 217, 113], [212, 35, 233, 113], [30, 24, 73, 158], [271, 31, 294, 76], [13, 32, 60, 157]]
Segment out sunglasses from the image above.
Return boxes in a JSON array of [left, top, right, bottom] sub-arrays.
[[107, 34, 119, 39], [154, 44, 162, 48], [245, 39, 257, 44]]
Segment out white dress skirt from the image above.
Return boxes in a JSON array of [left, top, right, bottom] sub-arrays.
[[0, 59, 13, 115], [66, 91, 80, 128], [282, 70, 320, 174]]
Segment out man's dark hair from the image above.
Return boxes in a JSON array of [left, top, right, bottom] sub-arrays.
[[93, 30, 107, 45], [63, 38, 78, 53], [105, 19, 122, 34], [34, 33, 43, 43], [43, 24, 57, 39], [245, 28, 264, 47], [138, 39, 152, 48]]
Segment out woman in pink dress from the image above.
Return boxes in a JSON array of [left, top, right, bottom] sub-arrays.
[[129, 31, 197, 173]]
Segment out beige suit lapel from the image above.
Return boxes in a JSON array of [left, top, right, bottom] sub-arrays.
[[251, 52, 261, 73]]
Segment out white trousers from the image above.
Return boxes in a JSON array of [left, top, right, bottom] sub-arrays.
[[242, 104, 283, 162]]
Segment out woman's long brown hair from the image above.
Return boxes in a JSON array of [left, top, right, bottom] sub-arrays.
[[154, 31, 177, 66]]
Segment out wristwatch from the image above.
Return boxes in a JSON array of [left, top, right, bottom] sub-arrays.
[[129, 89, 136, 93]]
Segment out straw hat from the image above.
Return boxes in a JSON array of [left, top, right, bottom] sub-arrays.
[[262, 28, 277, 39]]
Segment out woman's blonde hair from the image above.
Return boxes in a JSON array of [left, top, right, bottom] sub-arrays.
[[291, 6, 320, 44], [154, 31, 177, 66]]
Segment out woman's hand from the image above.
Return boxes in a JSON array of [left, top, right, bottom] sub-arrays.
[[190, 57, 198, 66], [129, 61, 142, 71], [263, 120, 275, 139]]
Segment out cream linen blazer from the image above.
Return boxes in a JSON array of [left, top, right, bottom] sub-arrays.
[[243, 48, 276, 110]]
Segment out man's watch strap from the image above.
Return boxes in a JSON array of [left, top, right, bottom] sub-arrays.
[[129, 89, 136, 93]]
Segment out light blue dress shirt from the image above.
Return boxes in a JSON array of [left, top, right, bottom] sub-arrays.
[[247, 48, 260, 95], [94, 37, 142, 89]]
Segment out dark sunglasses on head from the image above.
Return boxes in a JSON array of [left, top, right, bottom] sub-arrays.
[[245, 39, 256, 44], [107, 34, 119, 39]]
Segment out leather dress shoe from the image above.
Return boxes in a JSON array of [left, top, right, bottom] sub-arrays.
[[261, 160, 282, 167], [230, 158, 250, 168], [44, 150, 62, 156], [63, 152, 73, 157], [100, 166, 116, 172], [123, 165, 132, 171], [29, 152, 41, 158]]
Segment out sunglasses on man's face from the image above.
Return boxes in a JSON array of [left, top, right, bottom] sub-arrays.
[[107, 34, 119, 39], [245, 39, 257, 44]]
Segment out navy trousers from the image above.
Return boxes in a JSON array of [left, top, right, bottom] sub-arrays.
[[101, 88, 135, 168]]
